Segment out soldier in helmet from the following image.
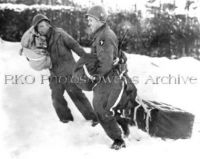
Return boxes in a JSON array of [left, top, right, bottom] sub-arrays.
[[85, 5, 128, 150], [30, 14, 98, 125]]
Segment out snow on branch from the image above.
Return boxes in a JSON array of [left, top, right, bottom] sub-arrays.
[[0, 3, 81, 12]]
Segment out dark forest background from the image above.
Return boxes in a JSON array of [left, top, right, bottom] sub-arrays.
[[0, 0, 200, 59]]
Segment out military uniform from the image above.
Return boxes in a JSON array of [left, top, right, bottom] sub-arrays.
[[84, 5, 138, 149], [46, 27, 97, 123], [90, 23, 126, 141], [31, 14, 97, 123]]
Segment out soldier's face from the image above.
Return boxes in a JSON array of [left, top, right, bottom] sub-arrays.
[[37, 21, 50, 36], [87, 16, 101, 33]]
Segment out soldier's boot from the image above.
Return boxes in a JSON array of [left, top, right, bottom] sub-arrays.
[[60, 115, 74, 123], [111, 139, 126, 150], [91, 120, 99, 127], [58, 109, 74, 123]]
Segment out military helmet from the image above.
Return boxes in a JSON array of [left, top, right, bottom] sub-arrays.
[[32, 14, 50, 27], [85, 5, 108, 23]]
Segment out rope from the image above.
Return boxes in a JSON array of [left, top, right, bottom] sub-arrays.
[[135, 96, 153, 133], [147, 100, 184, 112], [83, 64, 96, 81]]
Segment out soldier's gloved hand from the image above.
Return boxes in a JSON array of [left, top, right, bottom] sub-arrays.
[[105, 109, 115, 118], [92, 74, 101, 83]]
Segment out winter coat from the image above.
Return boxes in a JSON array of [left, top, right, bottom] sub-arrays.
[[73, 24, 119, 91], [46, 27, 87, 76], [90, 23, 137, 111], [21, 26, 52, 71], [90, 23, 119, 76]]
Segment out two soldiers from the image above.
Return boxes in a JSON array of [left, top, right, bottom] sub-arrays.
[[22, 5, 137, 150]]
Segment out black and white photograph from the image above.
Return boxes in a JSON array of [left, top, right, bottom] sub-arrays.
[[0, 0, 200, 158]]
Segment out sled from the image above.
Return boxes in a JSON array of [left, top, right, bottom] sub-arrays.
[[129, 96, 195, 139]]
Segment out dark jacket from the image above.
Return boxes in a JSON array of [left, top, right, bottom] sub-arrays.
[[46, 27, 86, 76], [90, 24, 118, 76]]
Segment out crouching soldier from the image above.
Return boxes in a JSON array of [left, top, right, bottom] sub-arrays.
[[30, 14, 97, 125], [85, 6, 137, 150]]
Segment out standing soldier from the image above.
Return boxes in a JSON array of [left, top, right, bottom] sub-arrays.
[[31, 14, 97, 125], [85, 6, 130, 150]]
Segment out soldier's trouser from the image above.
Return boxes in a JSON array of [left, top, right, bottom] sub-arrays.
[[93, 76, 124, 140], [49, 77, 97, 122]]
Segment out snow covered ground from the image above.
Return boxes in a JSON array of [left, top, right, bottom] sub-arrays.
[[0, 41, 200, 159]]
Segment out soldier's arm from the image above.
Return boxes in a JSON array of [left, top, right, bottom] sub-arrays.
[[96, 37, 114, 76], [62, 32, 87, 57]]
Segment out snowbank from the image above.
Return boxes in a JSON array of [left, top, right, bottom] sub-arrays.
[[0, 3, 79, 12], [0, 41, 200, 159]]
